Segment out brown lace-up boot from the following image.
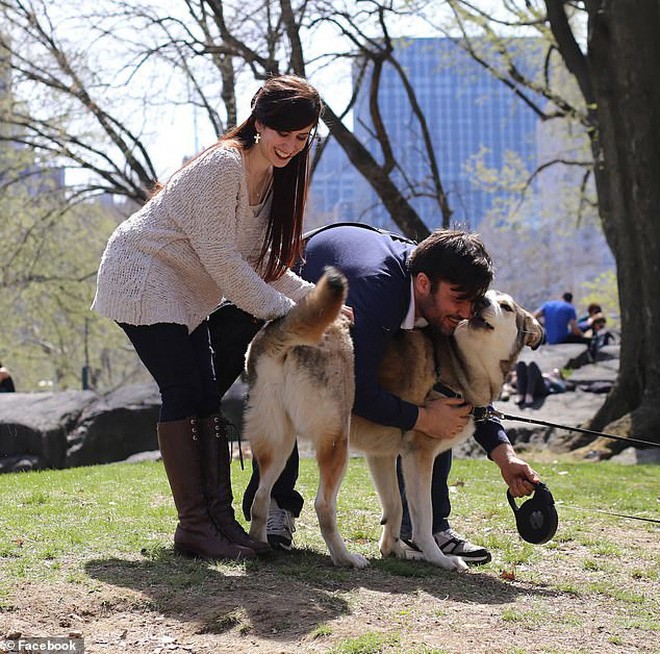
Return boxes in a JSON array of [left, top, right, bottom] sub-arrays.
[[157, 417, 255, 561], [199, 414, 271, 555]]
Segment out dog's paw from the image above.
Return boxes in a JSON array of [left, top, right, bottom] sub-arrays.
[[421, 550, 469, 571], [449, 555, 469, 572], [333, 552, 370, 569], [348, 553, 370, 569], [248, 523, 267, 545], [379, 535, 407, 559]]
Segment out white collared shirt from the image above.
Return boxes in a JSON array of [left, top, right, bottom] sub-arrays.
[[401, 278, 428, 330]]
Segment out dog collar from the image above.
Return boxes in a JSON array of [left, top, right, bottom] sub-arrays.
[[432, 382, 491, 422], [507, 482, 559, 544], [432, 381, 461, 398], [471, 406, 491, 422]]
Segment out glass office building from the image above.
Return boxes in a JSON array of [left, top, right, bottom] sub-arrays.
[[309, 37, 541, 231]]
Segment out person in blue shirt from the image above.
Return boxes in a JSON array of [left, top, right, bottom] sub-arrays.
[[533, 292, 589, 345], [212, 224, 539, 565]]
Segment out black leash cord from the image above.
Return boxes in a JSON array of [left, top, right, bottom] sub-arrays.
[[493, 410, 660, 449], [493, 411, 660, 526], [557, 503, 660, 525]]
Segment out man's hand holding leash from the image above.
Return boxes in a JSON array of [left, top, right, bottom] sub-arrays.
[[490, 444, 539, 498]]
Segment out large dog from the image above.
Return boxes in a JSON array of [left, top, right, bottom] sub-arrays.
[[244, 268, 543, 570]]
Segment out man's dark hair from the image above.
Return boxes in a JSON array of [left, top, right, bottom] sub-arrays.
[[562, 292, 573, 303], [408, 229, 494, 299]]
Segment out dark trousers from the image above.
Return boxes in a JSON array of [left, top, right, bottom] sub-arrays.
[[205, 304, 308, 519], [207, 301, 265, 397], [120, 321, 220, 422], [399, 449, 452, 537], [516, 361, 548, 399], [240, 441, 452, 530]]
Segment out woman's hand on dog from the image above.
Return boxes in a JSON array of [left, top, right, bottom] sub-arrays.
[[414, 397, 472, 440], [340, 304, 354, 324]]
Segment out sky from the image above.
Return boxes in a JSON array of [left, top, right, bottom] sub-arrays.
[[109, 0, 466, 179], [142, 1, 533, 178], [35, 1, 533, 184]]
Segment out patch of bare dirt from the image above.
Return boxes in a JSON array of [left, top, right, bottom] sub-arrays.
[[1, 526, 658, 654]]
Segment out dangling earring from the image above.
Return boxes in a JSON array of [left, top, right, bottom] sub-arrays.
[[254, 132, 261, 144]]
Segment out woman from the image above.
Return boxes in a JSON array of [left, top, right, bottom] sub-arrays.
[[92, 75, 323, 561], [513, 361, 571, 407]]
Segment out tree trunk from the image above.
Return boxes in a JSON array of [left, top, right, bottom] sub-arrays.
[[585, 0, 660, 448], [322, 104, 431, 241]]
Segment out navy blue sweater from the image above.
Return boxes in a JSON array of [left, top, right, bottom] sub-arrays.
[[299, 224, 509, 456]]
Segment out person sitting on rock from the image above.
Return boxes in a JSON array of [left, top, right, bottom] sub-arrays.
[[577, 302, 602, 332], [0, 361, 15, 393], [510, 361, 574, 407], [533, 292, 590, 345], [582, 313, 615, 361]]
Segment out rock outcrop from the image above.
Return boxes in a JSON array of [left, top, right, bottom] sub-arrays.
[[0, 381, 248, 474], [0, 384, 159, 473], [452, 341, 636, 460], [2, 340, 656, 472]]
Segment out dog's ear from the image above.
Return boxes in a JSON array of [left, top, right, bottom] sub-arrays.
[[516, 308, 544, 350], [530, 325, 546, 350], [499, 359, 512, 379]]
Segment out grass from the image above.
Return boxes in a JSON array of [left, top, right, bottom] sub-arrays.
[[0, 455, 658, 652], [2, 456, 656, 573], [327, 631, 401, 653]]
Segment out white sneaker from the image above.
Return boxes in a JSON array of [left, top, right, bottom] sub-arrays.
[[433, 528, 492, 565], [266, 499, 296, 550], [400, 538, 425, 561]]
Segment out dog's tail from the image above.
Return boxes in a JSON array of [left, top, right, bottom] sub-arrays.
[[266, 266, 348, 353]]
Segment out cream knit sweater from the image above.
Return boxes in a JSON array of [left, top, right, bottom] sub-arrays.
[[91, 145, 314, 331]]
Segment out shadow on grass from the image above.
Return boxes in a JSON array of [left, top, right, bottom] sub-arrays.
[[84, 544, 559, 644]]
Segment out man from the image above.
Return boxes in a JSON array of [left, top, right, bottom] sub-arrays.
[[239, 224, 539, 566], [534, 292, 588, 345]]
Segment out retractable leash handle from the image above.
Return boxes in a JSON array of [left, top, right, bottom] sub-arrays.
[[507, 481, 559, 544]]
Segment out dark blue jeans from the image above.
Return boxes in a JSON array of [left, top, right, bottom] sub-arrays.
[[240, 442, 452, 530], [399, 449, 452, 537], [119, 321, 220, 422]]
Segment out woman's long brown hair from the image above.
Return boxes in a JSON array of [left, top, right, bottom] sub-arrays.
[[226, 75, 323, 281], [150, 75, 322, 282]]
